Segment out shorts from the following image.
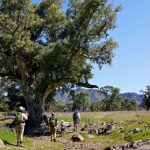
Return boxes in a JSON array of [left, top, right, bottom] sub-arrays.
[[50, 127, 57, 134]]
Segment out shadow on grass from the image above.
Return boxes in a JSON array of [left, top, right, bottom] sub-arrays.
[[3, 140, 16, 147]]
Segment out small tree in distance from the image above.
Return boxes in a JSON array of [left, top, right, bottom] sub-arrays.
[[72, 91, 90, 112], [141, 86, 150, 111]]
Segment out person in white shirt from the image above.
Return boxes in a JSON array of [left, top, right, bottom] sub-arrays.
[[15, 106, 28, 147]]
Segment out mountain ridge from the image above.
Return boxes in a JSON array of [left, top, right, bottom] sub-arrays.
[[54, 89, 144, 104]]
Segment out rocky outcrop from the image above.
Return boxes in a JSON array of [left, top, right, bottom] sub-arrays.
[[105, 139, 150, 150]]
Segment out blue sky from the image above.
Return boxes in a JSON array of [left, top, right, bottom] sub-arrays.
[[33, 0, 150, 93]]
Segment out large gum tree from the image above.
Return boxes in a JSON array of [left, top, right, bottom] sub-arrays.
[[0, 0, 121, 132]]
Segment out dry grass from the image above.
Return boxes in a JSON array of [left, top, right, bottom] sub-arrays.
[[1, 111, 150, 149]]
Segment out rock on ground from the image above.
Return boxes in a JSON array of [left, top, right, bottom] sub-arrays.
[[0, 139, 5, 148], [71, 134, 84, 142]]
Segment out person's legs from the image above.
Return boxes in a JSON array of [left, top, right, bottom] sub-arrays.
[[53, 127, 57, 142], [61, 127, 65, 135], [74, 121, 78, 132], [20, 125, 25, 146], [50, 127, 57, 142], [50, 133, 53, 142], [74, 121, 79, 132], [16, 125, 21, 146], [50, 128, 54, 142], [75, 124, 78, 132]]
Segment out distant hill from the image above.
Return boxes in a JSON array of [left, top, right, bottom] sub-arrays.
[[120, 92, 144, 104], [54, 89, 105, 103], [54, 89, 144, 104]]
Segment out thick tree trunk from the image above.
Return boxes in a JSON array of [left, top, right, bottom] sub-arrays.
[[25, 99, 47, 134], [22, 81, 61, 134]]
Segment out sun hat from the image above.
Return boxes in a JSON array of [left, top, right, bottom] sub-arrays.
[[19, 106, 25, 112], [51, 112, 55, 116]]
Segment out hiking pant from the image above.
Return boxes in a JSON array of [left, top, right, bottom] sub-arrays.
[[74, 120, 80, 132], [16, 125, 25, 142]]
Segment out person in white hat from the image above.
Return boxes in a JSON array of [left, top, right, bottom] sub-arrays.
[[14, 106, 28, 147]]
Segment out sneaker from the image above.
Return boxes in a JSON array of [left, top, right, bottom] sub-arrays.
[[16, 141, 20, 146], [19, 141, 24, 147]]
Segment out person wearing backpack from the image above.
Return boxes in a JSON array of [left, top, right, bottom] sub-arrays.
[[73, 109, 80, 132], [48, 112, 57, 142], [14, 106, 28, 147]]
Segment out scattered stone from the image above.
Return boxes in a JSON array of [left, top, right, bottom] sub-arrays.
[[139, 145, 150, 150], [132, 128, 143, 133], [88, 129, 97, 134], [89, 122, 98, 128], [118, 127, 124, 133], [71, 134, 84, 142], [81, 124, 89, 131], [86, 134, 95, 139], [130, 141, 138, 148], [119, 121, 124, 125], [64, 122, 72, 128], [101, 122, 106, 126], [106, 123, 115, 130], [97, 127, 109, 135], [145, 124, 150, 131], [105, 139, 150, 150], [0, 139, 5, 148], [137, 121, 144, 125]]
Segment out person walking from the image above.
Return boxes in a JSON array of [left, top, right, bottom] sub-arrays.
[[60, 120, 65, 136], [14, 106, 28, 147], [73, 109, 80, 132], [48, 112, 57, 142]]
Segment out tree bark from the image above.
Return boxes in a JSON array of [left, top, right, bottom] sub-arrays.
[[23, 81, 62, 134], [25, 99, 46, 134]]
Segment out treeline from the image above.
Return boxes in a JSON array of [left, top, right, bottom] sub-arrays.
[[47, 86, 138, 112], [1, 85, 150, 112]]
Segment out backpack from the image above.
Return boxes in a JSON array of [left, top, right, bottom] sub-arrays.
[[73, 112, 79, 121], [14, 112, 22, 125], [49, 117, 57, 128]]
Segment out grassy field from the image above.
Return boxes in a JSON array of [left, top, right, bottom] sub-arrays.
[[55, 111, 150, 146], [1, 111, 150, 149]]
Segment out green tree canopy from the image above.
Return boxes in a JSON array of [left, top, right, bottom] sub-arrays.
[[0, 0, 121, 131], [72, 91, 90, 112], [99, 86, 123, 111]]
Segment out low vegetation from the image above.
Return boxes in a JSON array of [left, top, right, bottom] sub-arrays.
[[1, 111, 150, 149]]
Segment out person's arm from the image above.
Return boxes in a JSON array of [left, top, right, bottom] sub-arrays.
[[73, 112, 75, 119], [78, 113, 81, 120], [22, 112, 28, 120], [48, 117, 50, 129], [55, 118, 58, 127]]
